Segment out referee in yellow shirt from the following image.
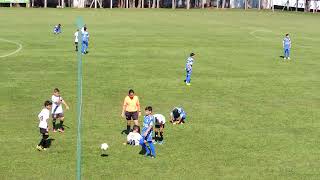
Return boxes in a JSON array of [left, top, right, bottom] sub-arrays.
[[121, 89, 141, 134]]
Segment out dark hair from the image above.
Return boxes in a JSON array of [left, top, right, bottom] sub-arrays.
[[54, 88, 60, 93], [145, 106, 152, 112], [128, 89, 134, 94], [285, 33, 289, 36], [172, 108, 180, 118], [133, 125, 139, 131], [44, 100, 52, 107], [190, 52, 195, 57], [58, 24, 61, 26], [84, 27, 87, 31]]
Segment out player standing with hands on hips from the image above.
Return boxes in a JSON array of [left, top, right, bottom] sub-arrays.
[[184, 53, 195, 86], [283, 33, 291, 60]]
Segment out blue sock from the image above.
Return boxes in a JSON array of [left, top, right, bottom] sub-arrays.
[[148, 142, 156, 157], [142, 143, 150, 155]]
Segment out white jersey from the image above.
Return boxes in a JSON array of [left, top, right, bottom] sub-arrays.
[[127, 132, 142, 146], [74, 31, 79, 42], [38, 108, 50, 129], [51, 95, 63, 114], [154, 114, 166, 125]]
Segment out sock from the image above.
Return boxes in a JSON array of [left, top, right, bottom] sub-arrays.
[[43, 135, 49, 148], [52, 119, 56, 129], [154, 132, 159, 141], [38, 139, 44, 147], [60, 121, 64, 130], [126, 125, 131, 133], [160, 132, 163, 141], [148, 142, 156, 157]]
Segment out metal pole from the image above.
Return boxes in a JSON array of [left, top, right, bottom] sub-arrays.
[[110, 0, 113, 8]]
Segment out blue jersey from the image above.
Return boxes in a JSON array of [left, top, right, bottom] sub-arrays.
[[172, 107, 186, 120], [185, 57, 194, 72], [142, 115, 154, 141], [283, 37, 291, 49], [53, 26, 61, 33], [82, 31, 89, 42]]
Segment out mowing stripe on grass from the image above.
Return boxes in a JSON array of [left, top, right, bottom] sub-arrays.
[[76, 17, 85, 180]]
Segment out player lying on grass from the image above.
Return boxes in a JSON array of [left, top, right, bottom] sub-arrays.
[[140, 106, 156, 158], [125, 125, 142, 146], [51, 88, 69, 133], [283, 33, 291, 60], [153, 114, 165, 145], [170, 107, 186, 124], [37, 100, 52, 151], [53, 24, 62, 34]]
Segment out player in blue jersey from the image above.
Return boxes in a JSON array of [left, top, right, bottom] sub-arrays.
[[53, 24, 62, 34], [184, 53, 195, 86], [140, 106, 156, 158], [81, 27, 89, 54], [170, 107, 186, 125], [283, 34, 291, 60]]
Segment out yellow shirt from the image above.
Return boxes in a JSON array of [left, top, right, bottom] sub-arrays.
[[123, 96, 140, 112]]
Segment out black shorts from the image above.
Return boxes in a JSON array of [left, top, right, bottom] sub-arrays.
[[52, 113, 64, 119], [155, 124, 165, 129], [75, 42, 78, 45], [39, 128, 48, 135], [125, 111, 138, 120]]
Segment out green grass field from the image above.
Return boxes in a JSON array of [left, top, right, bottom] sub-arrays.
[[0, 8, 320, 179]]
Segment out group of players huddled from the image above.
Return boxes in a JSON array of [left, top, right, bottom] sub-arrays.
[[121, 89, 187, 158]]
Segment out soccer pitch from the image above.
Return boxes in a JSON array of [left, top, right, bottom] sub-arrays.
[[0, 8, 320, 179]]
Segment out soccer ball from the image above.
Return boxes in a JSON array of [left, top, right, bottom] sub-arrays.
[[100, 143, 109, 151]]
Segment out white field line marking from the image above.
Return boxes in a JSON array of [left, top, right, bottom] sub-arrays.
[[0, 38, 22, 58]]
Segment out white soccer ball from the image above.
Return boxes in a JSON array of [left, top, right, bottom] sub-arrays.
[[100, 143, 109, 151]]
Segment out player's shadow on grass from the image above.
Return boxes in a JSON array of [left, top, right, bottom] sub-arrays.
[[279, 55, 284, 58], [139, 148, 146, 155], [47, 138, 55, 148], [121, 129, 129, 135], [101, 154, 109, 157]]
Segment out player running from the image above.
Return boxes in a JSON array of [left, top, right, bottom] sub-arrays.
[[283, 33, 291, 60], [36, 100, 52, 151], [51, 88, 70, 133], [184, 53, 195, 86]]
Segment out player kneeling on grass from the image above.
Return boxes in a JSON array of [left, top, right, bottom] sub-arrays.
[[140, 106, 156, 158], [51, 88, 70, 133], [37, 100, 52, 151], [53, 24, 62, 34], [170, 107, 186, 125], [126, 125, 142, 146], [153, 114, 165, 144]]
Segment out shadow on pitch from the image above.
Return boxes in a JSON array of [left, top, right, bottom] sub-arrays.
[[279, 55, 284, 58], [121, 129, 129, 135], [47, 138, 55, 148], [101, 154, 109, 157]]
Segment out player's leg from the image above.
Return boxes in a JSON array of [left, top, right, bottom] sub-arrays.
[[284, 48, 288, 59], [58, 115, 65, 132], [287, 48, 290, 60], [81, 41, 85, 54], [52, 114, 57, 132], [148, 141, 156, 158], [42, 133, 49, 149], [159, 124, 164, 144], [125, 111, 132, 134], [154, 127, 159, 143], [75, 42, 78, 51], [186, 71, 192, 85], [132, 111, 140, 132]]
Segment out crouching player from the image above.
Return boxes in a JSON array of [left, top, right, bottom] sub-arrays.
[[37, 100, 52, 151], [140, 106, 156, 158], [153, 114, 165, 144], [126, 125, 142, 146], [53, 24, 62, 34], [170, 107, 186, 125]]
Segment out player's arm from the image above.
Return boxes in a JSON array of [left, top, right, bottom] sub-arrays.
[[121, 99, 127, 118], [136, 98, 141, 116], [62, 99, 70, 110]]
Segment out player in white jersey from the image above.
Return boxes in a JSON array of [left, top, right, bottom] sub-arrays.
[[153, 114, 166, 144], [37, 100, 52, 151], [74, 29, 79, 51], [51, 88, 69, 133], [126, 125, 142, 146]]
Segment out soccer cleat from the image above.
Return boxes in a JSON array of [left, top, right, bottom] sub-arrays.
[[42, 148, 47, 151], [288, 57, 291, 60], [36, 145, 43, 151], [58, 128, 64, 133], [186, 83, 191, 86], [53, 129, 57, 133]]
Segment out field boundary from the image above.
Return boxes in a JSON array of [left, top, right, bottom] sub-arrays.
[[0, 38, 22, 58]]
